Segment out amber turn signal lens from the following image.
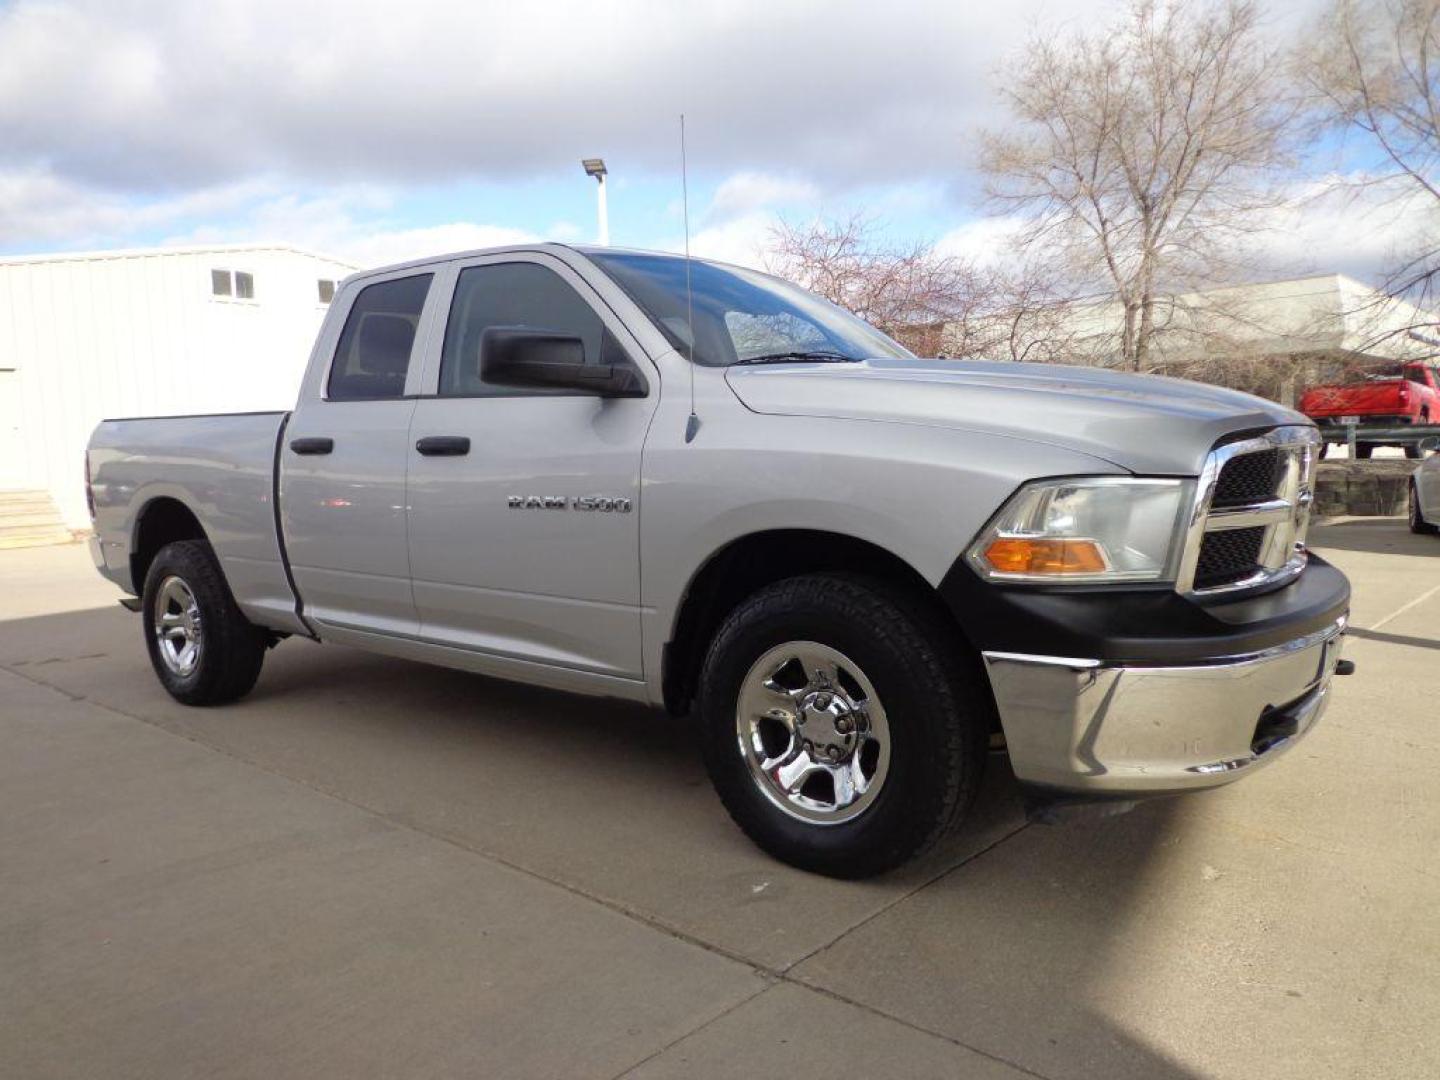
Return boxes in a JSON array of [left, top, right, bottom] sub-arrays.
[[983, 537, 1109, 575]]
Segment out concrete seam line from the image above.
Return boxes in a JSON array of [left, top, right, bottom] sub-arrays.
[[777, 819, 1033, 977], [1368, 581, 1440, 633], [1, 661, 1054, 1079], [602, 980, 776, 1080], [777, 978, 1057, 1080]]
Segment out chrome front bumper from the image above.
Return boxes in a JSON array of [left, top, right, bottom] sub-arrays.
[[982, 617, 1346, 794]]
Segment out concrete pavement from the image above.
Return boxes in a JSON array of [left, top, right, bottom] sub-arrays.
[[1, 523, 1437, 1079]]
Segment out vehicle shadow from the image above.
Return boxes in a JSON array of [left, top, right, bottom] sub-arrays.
[[1310, 517, 1440, 557], [243, 647, 1216, 1077], [2, 604, 1206, 1078]]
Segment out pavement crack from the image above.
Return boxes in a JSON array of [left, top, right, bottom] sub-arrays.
[[777, 818, 1033, 976], [604, 980, 774, 1080]]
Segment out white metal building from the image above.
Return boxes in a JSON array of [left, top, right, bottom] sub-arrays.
[[0, 243, 358, 531]]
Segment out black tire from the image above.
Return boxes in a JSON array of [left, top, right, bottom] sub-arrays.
[[1410, 482, 1438, 535], [697, 574, 989, 878], [1355, 442, 1375, 459], [141, 540, 268, 705], [1405, 443, 1423, 460]]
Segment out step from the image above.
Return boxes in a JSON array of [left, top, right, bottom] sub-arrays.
[[0, 527, 74, 550], [0, 490, 53, 506], [0, 508, 66, 528]]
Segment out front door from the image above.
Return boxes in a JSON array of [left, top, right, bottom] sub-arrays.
[[280, 271, 436, 637], [406, 255, 656, 679]]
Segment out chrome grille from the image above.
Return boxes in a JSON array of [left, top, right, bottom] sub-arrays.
[[1176, 426, 1319, 597], [1211, 448, 1284, 509], [1194, 526, 1267, 589]]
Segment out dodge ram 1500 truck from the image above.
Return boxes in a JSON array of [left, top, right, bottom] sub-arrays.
[[87, 244, 1352, 877]]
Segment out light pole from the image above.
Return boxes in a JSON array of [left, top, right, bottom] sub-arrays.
[[581, 158, 608, 245]]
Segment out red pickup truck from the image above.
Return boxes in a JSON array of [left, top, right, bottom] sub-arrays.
[[1300, 362, 1440, 458]]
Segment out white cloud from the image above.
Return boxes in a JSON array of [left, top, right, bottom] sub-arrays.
[[1245, 176, 1432, 284], [703, 172, 820, 224], [161, 186, 535, 267], [0, 0, 1122, 194], [684, 212, 775, 269], [0, 165, 273, 247], [935, 215, 1027, 268], [932, 175, 1435, 289]]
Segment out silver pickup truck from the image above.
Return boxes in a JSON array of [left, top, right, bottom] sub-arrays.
[[87, 243, 1352, 877]]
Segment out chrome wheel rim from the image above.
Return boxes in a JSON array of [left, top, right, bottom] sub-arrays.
[[153, 575, 203, 677], [735, 641, 890, 825]]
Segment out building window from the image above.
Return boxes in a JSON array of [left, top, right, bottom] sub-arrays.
[[318, 279, 336, 304], [210, 269, 256, 300]]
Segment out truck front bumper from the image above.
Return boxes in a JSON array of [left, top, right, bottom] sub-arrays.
[[982, 616, 1346, 795]]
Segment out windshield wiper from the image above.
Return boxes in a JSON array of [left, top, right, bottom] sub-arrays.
[[733, 350, 862, 366]]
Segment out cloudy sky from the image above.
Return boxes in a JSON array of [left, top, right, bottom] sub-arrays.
[[0, 0, 1423, 281]]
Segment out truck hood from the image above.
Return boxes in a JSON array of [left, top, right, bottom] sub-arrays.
[[725, 357, 1309, 475]]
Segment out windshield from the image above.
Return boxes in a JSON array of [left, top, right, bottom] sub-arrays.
[[586, 251, 913, 367]]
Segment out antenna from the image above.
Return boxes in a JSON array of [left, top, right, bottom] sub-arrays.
[[681, 113, 701, 444]]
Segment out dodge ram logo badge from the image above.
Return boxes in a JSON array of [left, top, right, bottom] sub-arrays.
[[507, 495, 632, 513]]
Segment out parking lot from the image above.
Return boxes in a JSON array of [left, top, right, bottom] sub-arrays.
[[1, 519, 1436, 1080]]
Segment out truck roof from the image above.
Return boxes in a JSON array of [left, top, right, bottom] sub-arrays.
[[346, 243, 742, 286]]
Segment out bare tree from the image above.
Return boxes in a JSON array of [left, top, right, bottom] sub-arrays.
[[764, 214, 988, 354], [942, 264, 1090, 364], [981, 0, 1295, 370], [1301, 0, 1440, 331]]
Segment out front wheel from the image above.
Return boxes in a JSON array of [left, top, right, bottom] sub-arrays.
[[141, 540, 268, 705], [697, 574, 988, 878]]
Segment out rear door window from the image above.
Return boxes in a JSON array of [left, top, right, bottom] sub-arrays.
[[327, 274, 433, 401]]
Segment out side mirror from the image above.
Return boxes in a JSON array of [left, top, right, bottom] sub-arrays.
[[479, 327, 645, 398]]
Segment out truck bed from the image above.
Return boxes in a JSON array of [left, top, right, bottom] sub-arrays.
[[87, 411, 307, 635], [1300, 380, 1409, 418]]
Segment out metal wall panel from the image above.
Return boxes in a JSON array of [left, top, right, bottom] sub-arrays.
[[0, 246, 357, 527]]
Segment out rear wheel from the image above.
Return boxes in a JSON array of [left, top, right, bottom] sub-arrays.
[[1410, 481, 1437, 535], [1355, 443, 1375, 459], [697, 574, 988, 878], [1405, 443, 1424, 459], [141, 540, 268, 704]]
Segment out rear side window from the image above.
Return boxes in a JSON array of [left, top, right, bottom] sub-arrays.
[[438, 262, 633, 397], [327, 274, 432, 401]]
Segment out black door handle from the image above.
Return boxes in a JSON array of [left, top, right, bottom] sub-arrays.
[[415, 435, 471, 456], [289, 437, 334, 455]]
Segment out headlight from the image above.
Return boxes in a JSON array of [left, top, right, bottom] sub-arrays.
[[967, 477, 1191, 584]]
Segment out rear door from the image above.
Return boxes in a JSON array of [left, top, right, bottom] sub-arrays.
[[405, 253, 657, 679], [280, 270, 439, 637]]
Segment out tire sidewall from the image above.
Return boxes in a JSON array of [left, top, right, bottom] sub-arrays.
[[699, 580, 967, 874], [1411, 482, 1435, 535], [141, 542, 230, 703]]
